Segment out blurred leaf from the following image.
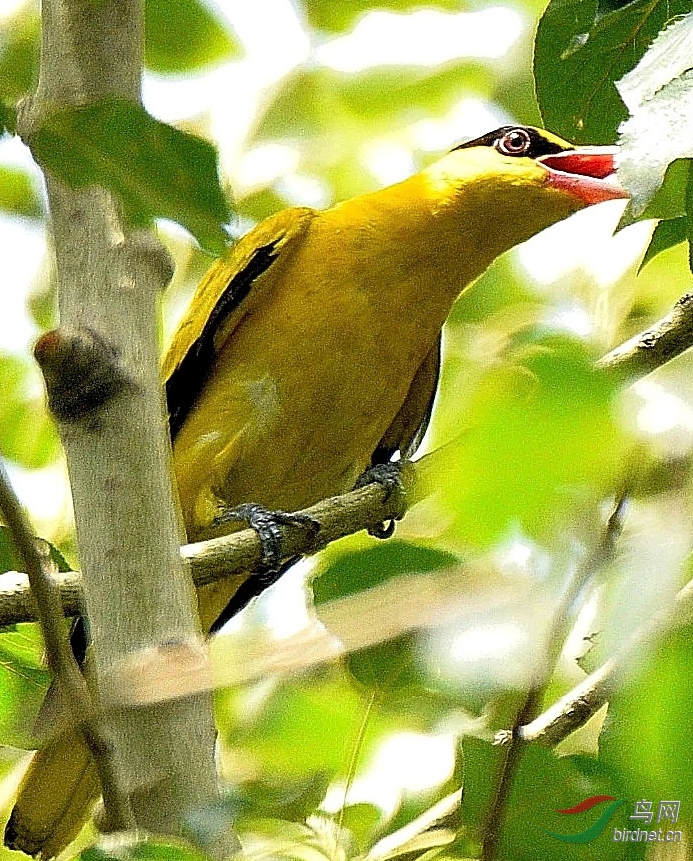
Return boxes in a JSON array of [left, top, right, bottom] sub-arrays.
[[257, 65, 491, 142], [459, 739, 639, 859], [339, 803, 383, 854], [80, 837, 212, 861], [425, 334, 625, 547], [534, 0, 692, 144], [300, 0, 464, 34], [0, 7, 39, 101], [253, 63, 493, 203], [0, 352, 59, 470], [315, 542, 459, 691], [367, 790, 460, 860], [145, 0, 241, 74], [599, 623, 693, 837], [314, 541, 458, 605], [0, 165, 42, 218], [30, 99, 231, 254], [0, 622, 49, 749]]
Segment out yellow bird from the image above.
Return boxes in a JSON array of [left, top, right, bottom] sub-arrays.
[[6, 125, 627, 858]]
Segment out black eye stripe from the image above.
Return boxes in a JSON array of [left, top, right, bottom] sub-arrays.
[[450, 125, 572, 159]]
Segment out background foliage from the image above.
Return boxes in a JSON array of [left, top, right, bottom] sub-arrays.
[[1, 0, 693, 859]]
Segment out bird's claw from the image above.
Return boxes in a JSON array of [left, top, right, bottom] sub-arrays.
[[354, 460, 411, 539], [214, 502, 319, 571]]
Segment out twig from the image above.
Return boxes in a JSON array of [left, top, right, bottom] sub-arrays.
[[0, 458, 133, 831], [596, 291, 693, 378], [479, 493, 628, 861], [520, 574, 693, 746]]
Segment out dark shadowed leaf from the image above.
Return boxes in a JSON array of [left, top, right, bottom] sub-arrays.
[[30, 100, 231, 254], [534, 0, 692, 144]]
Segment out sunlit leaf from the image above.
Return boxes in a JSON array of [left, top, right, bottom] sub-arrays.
[[0, 353, 59, 470], [80, 836, 212, 861], [617, 73, 693, 217], [30, 99, 231, 254], [599, 624, 693, 839], [0, 165, 42, 218], [253, 63, 493, 203], [145, 0, 241, 74], [314, 543, 459, 690], [640, 217, 687, 269], [534, 0, 692, 144], [0, 622, 49, 749], [0, 526, 70, 575]]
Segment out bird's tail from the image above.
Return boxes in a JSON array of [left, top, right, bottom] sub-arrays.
[[4, 730, 100, 859]]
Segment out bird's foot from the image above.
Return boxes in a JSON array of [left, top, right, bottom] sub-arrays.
[[209, 503, 319, 632], [214, 502, 319, 571], [353, 460, 412, 539]]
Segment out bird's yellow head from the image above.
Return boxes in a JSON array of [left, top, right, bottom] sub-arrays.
[[421, 125, 627, 262]]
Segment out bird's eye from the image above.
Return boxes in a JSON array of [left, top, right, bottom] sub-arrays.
[[496, 128, 532, 156]]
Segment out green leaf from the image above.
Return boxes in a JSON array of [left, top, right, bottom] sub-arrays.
[[252, 63, 493, 203], [0, 526, 70, 575], [313, 541, 459, 605], [0, 622, 50, 748], [599, 623, 693, 839], [31, 99, 231, 254], [425, 334, 625, 547], [534, 0, 693, 144], [0, 7, 40, 100], [617, 71, 693, 217], [0, 352, 59, 470], [145, 0, 241, 74], [0, 165, 42, 218], [314, 542, 459, 691], [0, 98, 16, 136], [640, 216, 687, 269], [80, 837, 213, 861]]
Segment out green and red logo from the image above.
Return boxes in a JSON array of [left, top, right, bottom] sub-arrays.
[[545, 795, 626, 843]]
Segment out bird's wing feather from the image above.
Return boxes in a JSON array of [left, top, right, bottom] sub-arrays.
[[164, 207, 316, 438], [371, 332, 442, 464]]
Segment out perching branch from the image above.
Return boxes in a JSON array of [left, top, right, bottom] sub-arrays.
[[0, 472, 415, 626]]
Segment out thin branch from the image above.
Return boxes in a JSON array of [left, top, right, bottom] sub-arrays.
[[0, 458, 133, 831], [479, 493, 628, 861], [596, 290, 693, 378], [520, 574, 693, 746]]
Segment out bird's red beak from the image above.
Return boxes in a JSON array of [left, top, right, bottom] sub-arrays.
[[538, 146, 628, 205]]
